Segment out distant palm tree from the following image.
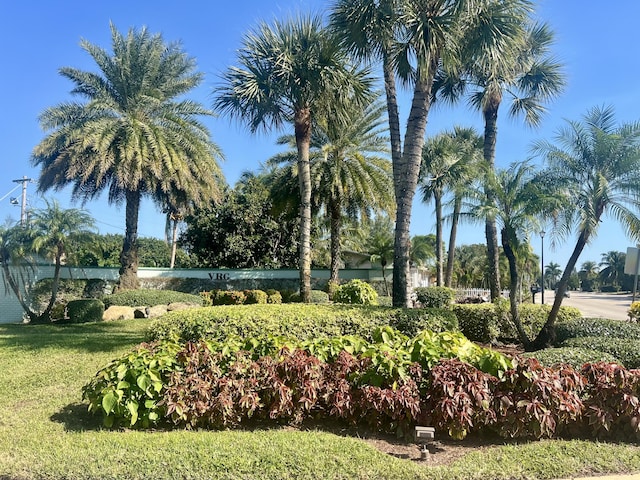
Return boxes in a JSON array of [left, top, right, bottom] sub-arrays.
[[599, 251, 626, 288], [0, 201, 95, 323], [267, 99, 393, 286], [214, 15, 372, 302], [32, 24, 223, 289], [544, 262, 562, 290], [531, 106, 640, 348]]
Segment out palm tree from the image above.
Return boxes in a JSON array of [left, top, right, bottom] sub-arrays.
[[0, 201, 95, 323], [365, 216, 395, 296], [579, 260, 600, 292], [214, 15, 372, 303], [331, 0, 531, 307], [599, 251, 626, 288], [531, 106, 640, 349], [544, 262, 562, 290], [435, 20, 565, 300], [267, 99, 393, 286], [420, 127, 482, 286], [470, 161, 559, 348], [32, 24, 223, 290]]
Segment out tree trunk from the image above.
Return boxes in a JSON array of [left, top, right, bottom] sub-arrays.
[[329, 197, 342, 287], [392, 71, 435, 308], [170, 219, 178, 269], [483, 96, 502, 300], [502, 229, 532, 349], [119, 190, 141, 290], [434, 191, 444, 286], [445, 195, 461, 287], [382, 50, 402, 173], [1, 258, 38, 323], [531, 227, 593, 350], [295, 107, 313, 303], [37, 244, 64, 322]]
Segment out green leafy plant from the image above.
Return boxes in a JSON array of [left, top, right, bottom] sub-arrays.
[[103, 290, 203, 308], [561, 337, 640, 368], [243, 289, 268, 305], [65, 299, 105, 323], [82, 341, 182, 428], [522, 347, 620, 369], [333, 280, 379, 306], [555, 318, 640, 344]]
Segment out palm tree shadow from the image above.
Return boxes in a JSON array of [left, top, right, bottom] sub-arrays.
[[50, 402, 103, 432]]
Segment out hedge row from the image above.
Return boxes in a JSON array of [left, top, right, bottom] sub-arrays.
[[555, 317, 640, 344], [522, 347, 620, 369], [452, 302, 582, 343], [103, 289, 204, 308], [147, 304, 458, 343]]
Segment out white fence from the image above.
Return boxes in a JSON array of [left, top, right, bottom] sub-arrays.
[[454, 288, 510, 301]]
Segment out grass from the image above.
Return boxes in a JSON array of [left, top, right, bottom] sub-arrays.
[[1, 319, 640, 479]]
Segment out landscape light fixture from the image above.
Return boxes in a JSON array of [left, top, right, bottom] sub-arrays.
[[414, 426, 435, 460]]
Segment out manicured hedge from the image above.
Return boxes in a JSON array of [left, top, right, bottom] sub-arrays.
[[554, 318, 640, 344], [65, 299, 105, 324], [521, 347, 620, 369], [452, 302, 582, 343], [561, 336, 640, 368], [414, 286, 455, 308], [147, 304, 458, 343], [103, 289, 204, 308]]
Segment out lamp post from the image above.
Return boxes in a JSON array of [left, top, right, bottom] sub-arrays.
[[541, 230, 545, 304]]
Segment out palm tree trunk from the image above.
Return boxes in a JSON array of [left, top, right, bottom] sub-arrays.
[[383, 50, 402, 170], [295, 107, 313, 303], [170, 219, 178, 269], [119, 190, 140, 290], [329, 198, 342, 287], [531, 227, 592, 350], [392, 72, 434, 308], [38, 244, 64, 322], [435, 192, 444, 286], [502, 229, 532, 348], [483, 98, 502, 300], [445, 195, 461, 287]]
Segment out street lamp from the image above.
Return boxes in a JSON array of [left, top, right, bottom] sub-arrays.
[[541, 230, 545, 305]]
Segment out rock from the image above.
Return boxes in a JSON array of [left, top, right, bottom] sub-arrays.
[[147, 305, 169, 318], [102, 306, 136, 321], [167, 302, 200, 312]]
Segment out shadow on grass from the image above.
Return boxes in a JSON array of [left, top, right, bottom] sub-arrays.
[[50, 402, 104, 432], [0, 321, 149, 353]]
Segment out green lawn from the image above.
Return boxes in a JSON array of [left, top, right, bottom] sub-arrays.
[[1, 319, 640, 479]]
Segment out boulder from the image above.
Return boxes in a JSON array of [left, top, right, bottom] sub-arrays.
[[102, 306, 136, 321]]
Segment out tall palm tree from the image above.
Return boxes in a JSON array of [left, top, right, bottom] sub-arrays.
[[32, 24, 223, 290], [0, 201, 95, 323], [471, 161, 559, 348], [435, 20, 565, 300], [420, 126, 482, 286], [531, 106, 640, 348], [331, 0, 531, 307], [267, 99, 393, 286], [599, 251, 626, 288], [214, 15, 372, 303]]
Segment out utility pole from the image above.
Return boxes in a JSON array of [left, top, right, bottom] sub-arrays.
[[11, 176, 33, 226]]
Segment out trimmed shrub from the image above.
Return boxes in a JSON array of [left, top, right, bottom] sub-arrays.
[[414, 286, 455, 309], [522, 347, 620, 369], [147, 304, 458, 344], [453, 303, 582, 344], [265, 289, 282, 304], [310, 290, 330, 304], [104, 289, 203, 308], [388, 307, 458, 337], [555, 318, 640, 344], [214, 290, 246, 305], [333, 280, 378, 306], [243, 289, 268, 305], [562, 337, 640, 368], [629, 301, 640, 321], [65, 299, 105, 323]]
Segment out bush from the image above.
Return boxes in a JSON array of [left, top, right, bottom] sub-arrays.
[[453, 303, 582, 344], [65, 299, 105, 323], [333, 280, 378, 306], [285, 290, 331, 304], [629, 301, 640, 321], [562, 337, 640, 368], [104, 289, 203, 308], [265, 289, 282, 304], [243, 290, 268, 305], [388, 307, 458, 337], [555, 318, 640, 344], [522, 347, 620, 369], [147, 304, 458, 344], [493, 358, 584, 439], [600, 285, 621, 293], [581, 362, 640, 440], [414, 287, 455, 308], [213, 290, 246, 306]]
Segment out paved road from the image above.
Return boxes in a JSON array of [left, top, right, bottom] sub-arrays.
[[540, 290, 634, 321]]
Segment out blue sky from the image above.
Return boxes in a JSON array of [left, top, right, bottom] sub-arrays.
[[1, 0, 639, 270]]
